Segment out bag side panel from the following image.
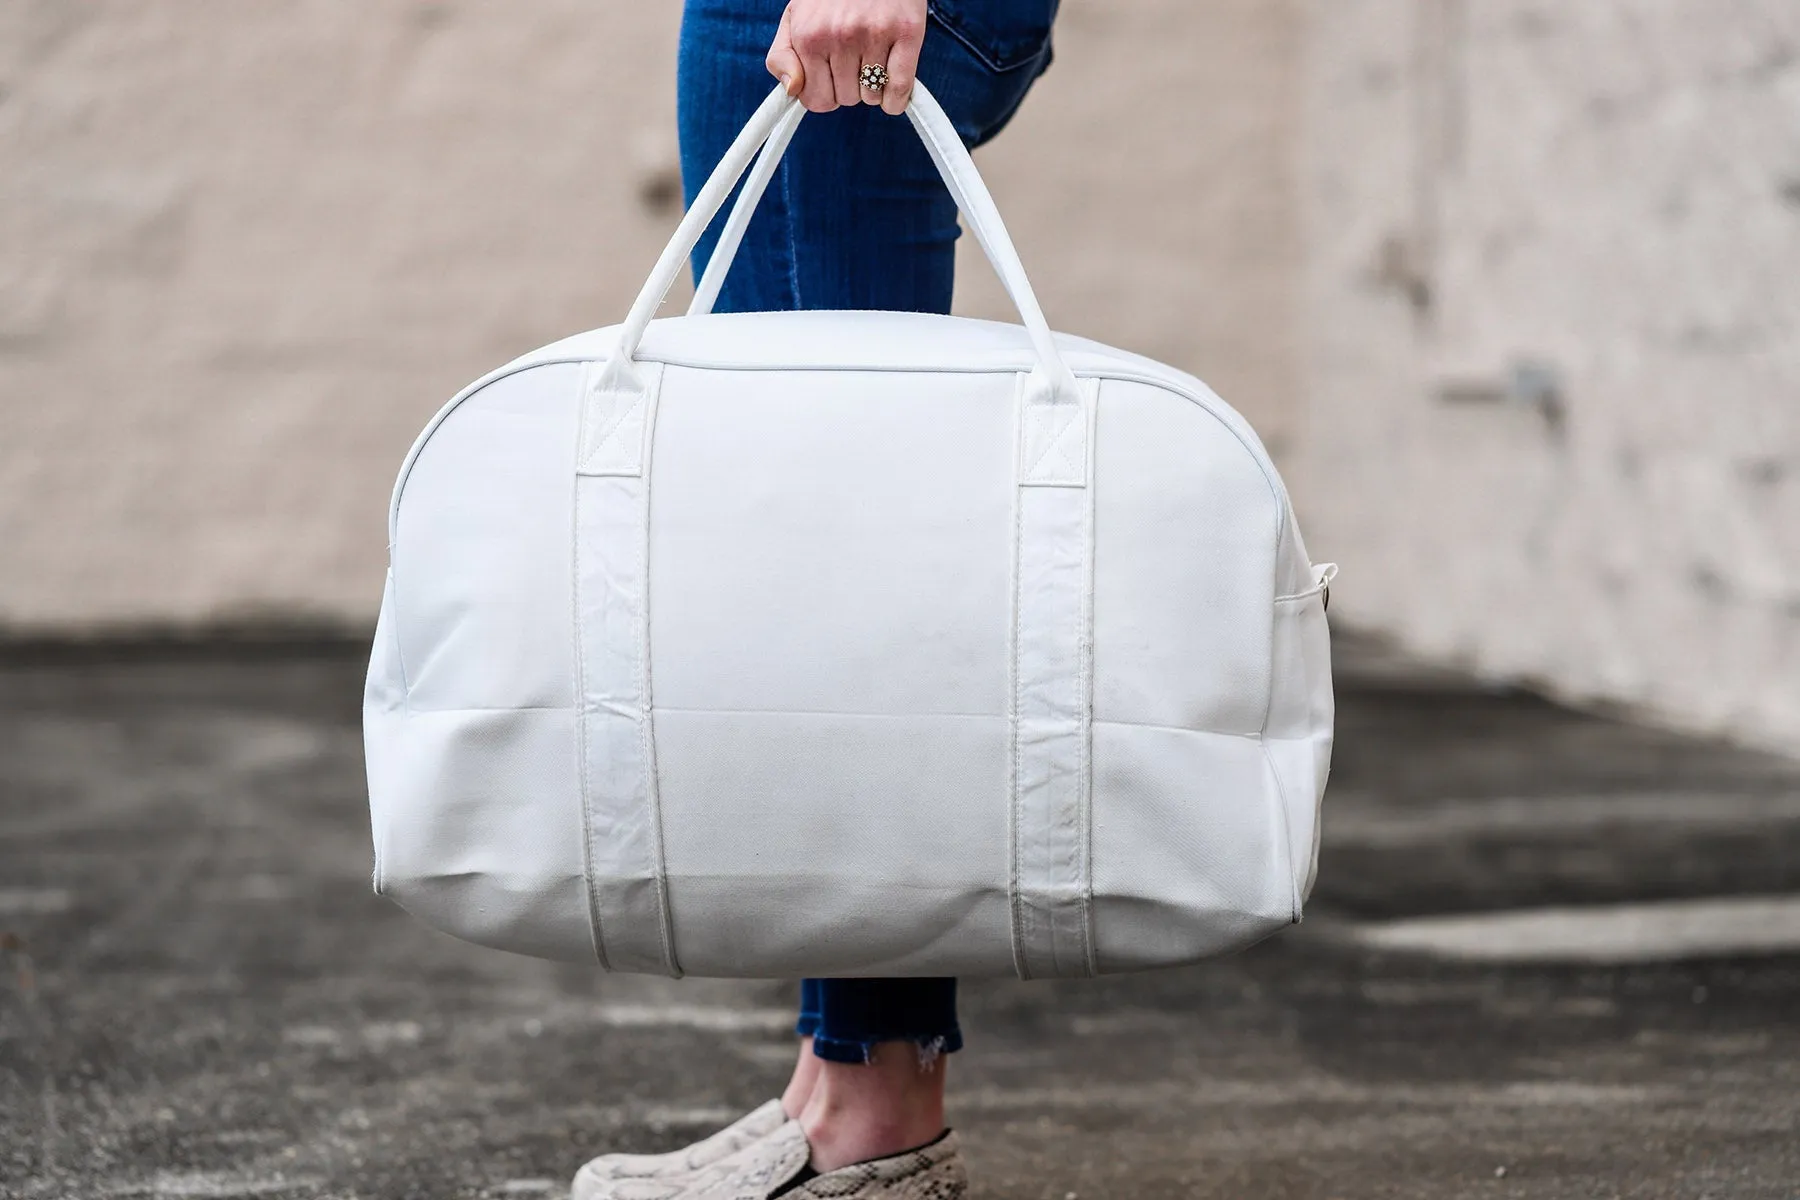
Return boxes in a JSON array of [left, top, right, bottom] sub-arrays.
[[646, 364, 1020, 976], [1088, 723, 1292, 971], [394, 363, 583, 714], [374, 361, 592, 960], [654, 710, 1015, 978], [364, 569, 405, 896], [1085, 379, 1291, 968], [1091, 379, 1280, 735], [374, 707, 592, 960], [1266, 568, 1335, 909], [645, 365, 1016, 716]]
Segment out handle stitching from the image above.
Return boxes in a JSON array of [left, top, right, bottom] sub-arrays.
[[580, 389, 646, 472]]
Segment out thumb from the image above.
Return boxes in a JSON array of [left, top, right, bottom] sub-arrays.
[[765, 9, 804, 96]]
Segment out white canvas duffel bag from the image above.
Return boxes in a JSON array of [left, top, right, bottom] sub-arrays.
[[364, 82, 1336, 979]]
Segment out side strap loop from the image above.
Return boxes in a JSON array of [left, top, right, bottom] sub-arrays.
[[1008, 374, 1099, 980], [573, 360, 682, 977]]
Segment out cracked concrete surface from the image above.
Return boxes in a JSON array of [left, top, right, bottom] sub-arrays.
[[2, 636, 1798, 1198]]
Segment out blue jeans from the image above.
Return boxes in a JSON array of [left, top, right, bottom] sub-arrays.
[[678, 0, 1058, 314], [676, 0, 1057, 1064]]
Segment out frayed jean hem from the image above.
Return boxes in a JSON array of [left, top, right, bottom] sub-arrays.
[[801, 1027, 965, 1066]]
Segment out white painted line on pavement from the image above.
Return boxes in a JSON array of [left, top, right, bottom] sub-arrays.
[[956, 1077, 1665, 1111], [0, 887, 73, 916], [1324, 791, 1800, 847], [1351, 895, 1800, 963], [642, 1104, 742, 1127], [107, 1172, 323, 1197], [593, 1003, 794, 1033]]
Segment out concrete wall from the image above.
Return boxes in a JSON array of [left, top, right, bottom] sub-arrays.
[[16, 0, 1789, 748], [0, 0, 1301, 630], [0, 1, 688, 628], [1299, 0, 1800, 748]]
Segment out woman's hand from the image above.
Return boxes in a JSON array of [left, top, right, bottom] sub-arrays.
[[766, 0, 927, 116]]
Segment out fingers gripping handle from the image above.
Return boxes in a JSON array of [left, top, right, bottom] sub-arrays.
[[609, 82, 1078, 403]]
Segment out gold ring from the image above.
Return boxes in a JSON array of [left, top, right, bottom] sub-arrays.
[[859, 63, 888, 92]]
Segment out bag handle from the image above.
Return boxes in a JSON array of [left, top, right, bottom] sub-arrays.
[[600, 82, 1079, 405], [687, 98, 805, 318]]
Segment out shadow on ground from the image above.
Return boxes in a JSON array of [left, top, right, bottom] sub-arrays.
[[1, 635, 1796, 1198]]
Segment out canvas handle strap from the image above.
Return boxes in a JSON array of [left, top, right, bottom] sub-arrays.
[[602, 82, 1080, 408]]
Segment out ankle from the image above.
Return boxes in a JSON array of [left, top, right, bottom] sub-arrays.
[[801, 1110, 944, 1173], [782, 1037, 822, 1119], [798, 1044, 947, 1173]]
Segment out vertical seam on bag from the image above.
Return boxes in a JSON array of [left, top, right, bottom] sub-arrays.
[[1006, 371, 1031, 982], [637, 379, 682, 978], [1261, 737, 1302, 925], [573, 359, 613, 971], [383, 565, 413, 708], [1078, 380, 1099, 977], [1257, 518, 1301, 925]]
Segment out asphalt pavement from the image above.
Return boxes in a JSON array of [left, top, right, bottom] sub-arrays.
[[2, 634, 1797, 1199]]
